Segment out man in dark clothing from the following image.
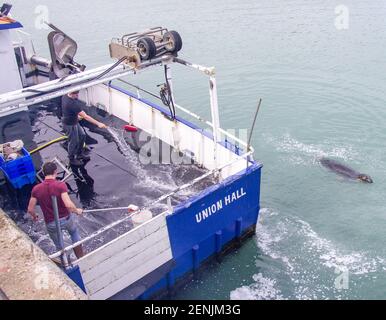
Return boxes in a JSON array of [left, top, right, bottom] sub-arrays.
[[62, 91, 107, 165], [27, 162, 84, 258]]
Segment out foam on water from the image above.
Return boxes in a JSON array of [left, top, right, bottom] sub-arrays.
[[264, 133, 358, 166], [230, 208, 386, 300], [10, 0, 386, 300], [230, 273, 285, 300]]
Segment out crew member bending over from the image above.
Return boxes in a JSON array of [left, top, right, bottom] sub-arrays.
[[62, 91, 107, 166], [27, 162, 84, 258]]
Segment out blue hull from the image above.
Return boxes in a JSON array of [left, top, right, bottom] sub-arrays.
[[65, 86, 262, 299], [110, 162, 262, 300]]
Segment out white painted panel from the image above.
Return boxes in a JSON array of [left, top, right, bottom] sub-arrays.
[[77, 213, 166, 271], [91, 249, 172, 300], [77, 213, 172, 300], [84, 84, 245, 180], [81, 225, 168, 281], [74, 83, 250, 300], [85, 236, 171, 297]]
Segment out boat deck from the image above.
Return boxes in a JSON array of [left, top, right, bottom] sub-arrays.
[[0, 101, 216, 257]]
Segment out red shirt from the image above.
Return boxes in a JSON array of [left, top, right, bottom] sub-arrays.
[[31, 179, 70, 224]]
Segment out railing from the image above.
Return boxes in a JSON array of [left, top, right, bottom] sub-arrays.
[[49, 76, 257, 262], [115, 78, 254, 155], [0, 51, 257, 262], [49, 147, 255, 262]]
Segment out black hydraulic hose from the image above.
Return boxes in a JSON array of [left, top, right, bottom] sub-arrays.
[[116, 79, 176, 120], [160, 87, 170, 106], [22, 88, 46, 94], [156, 65, 176, 119], [24, 56, 128, 101], [159, 86, 174, 119], [92, 56, 127, 81], [164, 65, 176, 119], [1, 119, 23, 142], [168, 88, 176, 119]]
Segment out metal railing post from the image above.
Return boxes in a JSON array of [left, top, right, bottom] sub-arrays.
[[51, 195, 69, 268], [209, 74, 221, 171]]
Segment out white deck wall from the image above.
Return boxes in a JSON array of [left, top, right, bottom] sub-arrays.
[[76, 83, 250, 300], [77, 213, 172, 300], [82, 84, 247, 180]]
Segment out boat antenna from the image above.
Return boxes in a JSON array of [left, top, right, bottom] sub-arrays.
[[247, 98, 262, 155]]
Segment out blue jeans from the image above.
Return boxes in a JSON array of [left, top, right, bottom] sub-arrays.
[[46, 214, 81, 250]]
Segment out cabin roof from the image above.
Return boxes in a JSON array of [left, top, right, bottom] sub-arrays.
[[0, 17, 22, 30]]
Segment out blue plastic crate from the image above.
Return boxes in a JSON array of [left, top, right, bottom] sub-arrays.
[[0, 147, 36, 189]]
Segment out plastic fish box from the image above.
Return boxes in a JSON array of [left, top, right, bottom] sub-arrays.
[[0, 147, 36, 189]]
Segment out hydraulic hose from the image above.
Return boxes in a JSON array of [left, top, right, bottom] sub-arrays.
[[29, 135, 68, 155]]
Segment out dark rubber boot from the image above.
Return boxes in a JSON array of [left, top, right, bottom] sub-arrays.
[[69, 157, 83, 166], [78, 152, 91, 161], [82, 146, 92, 155]]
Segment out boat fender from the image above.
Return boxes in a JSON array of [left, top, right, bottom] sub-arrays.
[[123, 125, 138, 132]]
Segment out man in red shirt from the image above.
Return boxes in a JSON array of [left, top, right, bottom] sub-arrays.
[[27, 162, 84, 258]]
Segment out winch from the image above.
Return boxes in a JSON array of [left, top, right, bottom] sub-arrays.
[[109, 27, 182, 68]]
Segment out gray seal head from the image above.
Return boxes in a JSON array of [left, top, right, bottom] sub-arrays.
[[357, 174, 373, 184]]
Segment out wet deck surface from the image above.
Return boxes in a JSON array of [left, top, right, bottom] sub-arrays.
[[0, 102, 215, 256]]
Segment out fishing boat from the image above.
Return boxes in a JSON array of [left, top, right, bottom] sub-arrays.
[[0, 5, 262, 299]]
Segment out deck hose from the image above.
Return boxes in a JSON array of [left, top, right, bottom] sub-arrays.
[[29, 135, 68, 155], [83, 204, 139, 214]]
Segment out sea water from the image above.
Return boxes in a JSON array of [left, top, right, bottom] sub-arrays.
[[10, 0, 386, 299]]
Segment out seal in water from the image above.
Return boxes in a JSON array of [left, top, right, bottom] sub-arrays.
[[319, 158, 373, 183]]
